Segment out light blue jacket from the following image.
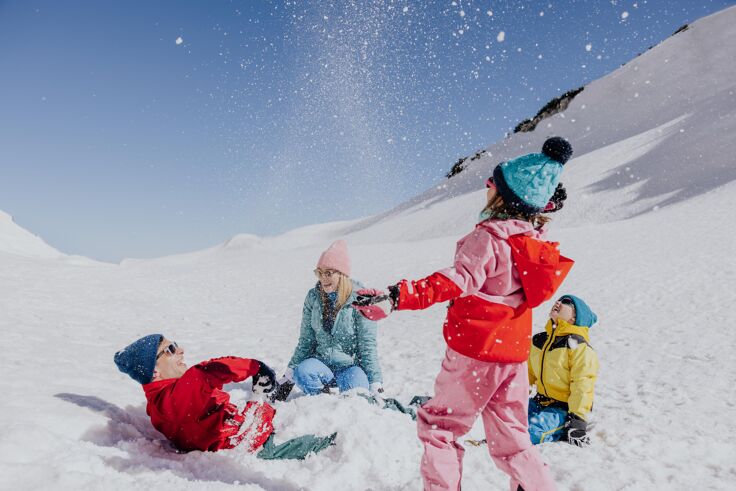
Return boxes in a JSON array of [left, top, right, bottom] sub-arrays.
[[288, 281, 383, 384]]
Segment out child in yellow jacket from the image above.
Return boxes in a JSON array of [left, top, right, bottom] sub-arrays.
[[528, 294, 599, 446]]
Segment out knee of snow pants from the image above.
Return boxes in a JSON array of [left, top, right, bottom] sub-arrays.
[[294, 358, 335, 395], [334, 365, 369, 392], [528, 399, 567, 445]]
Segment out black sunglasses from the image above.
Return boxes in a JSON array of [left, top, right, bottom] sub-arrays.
[[559, 297, 575, 307], [156, 341, 178, 359]]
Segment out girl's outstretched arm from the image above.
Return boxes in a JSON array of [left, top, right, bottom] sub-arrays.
[[392, 227, 496, 311]]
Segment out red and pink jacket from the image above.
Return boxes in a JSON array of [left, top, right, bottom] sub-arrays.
[[143, 357, 275, 452], [394, 219, 572, 362]]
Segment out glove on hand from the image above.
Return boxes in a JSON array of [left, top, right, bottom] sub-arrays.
[[270, 380, 294, 402], [353, 288, 394, 321], [565, 414, 590, 447], [252, 361, 277, 395], [369, 382, 385, 397]]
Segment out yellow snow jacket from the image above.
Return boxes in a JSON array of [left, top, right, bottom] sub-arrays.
[[528, 319, 599, 420]]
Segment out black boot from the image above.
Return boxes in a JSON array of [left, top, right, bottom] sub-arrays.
[[321, 379, 338, 394]]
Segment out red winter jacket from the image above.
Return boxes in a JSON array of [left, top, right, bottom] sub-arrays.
[[394, 219, 573, 363], [142, 357, 275, 452]]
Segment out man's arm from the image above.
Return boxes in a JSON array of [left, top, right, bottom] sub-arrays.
[[152, 357, 263, 422]]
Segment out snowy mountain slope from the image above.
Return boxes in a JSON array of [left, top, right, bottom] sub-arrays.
[[1, 179, 734, 490], [342, 5, 736, 242], [0, 210, 66, 259]]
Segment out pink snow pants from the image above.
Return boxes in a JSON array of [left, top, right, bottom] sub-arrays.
[[417, 348, 556, 491]]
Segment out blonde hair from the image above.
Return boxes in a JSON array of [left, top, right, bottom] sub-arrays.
[[481, 194, 551, 229], [317, 273, 354, 330], [335, 273, 353, 309]]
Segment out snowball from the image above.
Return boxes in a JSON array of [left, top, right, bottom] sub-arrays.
[[497, 31, 505, 42], [175, 36, 183, 45], [585, 43, 592, 52], [621, 11, 629, 19]]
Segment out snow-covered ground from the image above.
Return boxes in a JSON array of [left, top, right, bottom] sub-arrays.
[[2, 6, 736, 491]]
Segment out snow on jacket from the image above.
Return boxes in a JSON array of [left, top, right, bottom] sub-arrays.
[[288, 280, 383, 384], [143, 357, 275, 452], [393, 219, 573, 362], [528, 319, 599, 420]]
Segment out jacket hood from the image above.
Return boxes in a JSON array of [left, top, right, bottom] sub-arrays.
[[477, 219, 541, 240], [143, 376, 177, 399], [506, 233, 574, 308], [544, 319, 591, 341]]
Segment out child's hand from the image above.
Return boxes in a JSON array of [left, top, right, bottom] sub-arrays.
[[353, 289, 393, 321], [565, 415, 590, 447]]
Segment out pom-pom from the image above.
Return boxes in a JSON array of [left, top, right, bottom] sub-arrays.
[[542, 137, 573, 164]]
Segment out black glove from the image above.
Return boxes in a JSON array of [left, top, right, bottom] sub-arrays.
[[270, 380, 294, 402], [252, 361, 277, 395], [565, 414, 590, 447]]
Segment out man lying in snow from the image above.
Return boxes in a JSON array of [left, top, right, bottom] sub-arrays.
[[113, 334, 335, 459]]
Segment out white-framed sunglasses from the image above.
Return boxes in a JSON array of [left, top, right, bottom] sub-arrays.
[[156, 341, 179, 359]]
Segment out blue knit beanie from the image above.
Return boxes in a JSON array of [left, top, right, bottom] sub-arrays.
[[559, 295, 597, 328], [114, 334, 163, 384], [493, 137, 572, 214]]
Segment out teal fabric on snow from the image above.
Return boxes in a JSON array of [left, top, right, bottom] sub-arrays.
[[257, 432, 336, 460], [288, 280, 383, 384]]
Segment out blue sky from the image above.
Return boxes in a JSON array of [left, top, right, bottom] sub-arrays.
[[1, 0, 732, 261]]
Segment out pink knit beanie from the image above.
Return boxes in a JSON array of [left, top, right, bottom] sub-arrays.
[[316, 240, 351, 276]]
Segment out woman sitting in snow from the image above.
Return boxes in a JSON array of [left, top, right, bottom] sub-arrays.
[[272, 240, 384, 401]]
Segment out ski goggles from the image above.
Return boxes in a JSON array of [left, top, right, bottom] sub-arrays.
[[156, 341, 179, 359]]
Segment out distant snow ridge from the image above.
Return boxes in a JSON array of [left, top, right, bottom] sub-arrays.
[[0, 210, 64, 259], [340, 5, 736, 243]]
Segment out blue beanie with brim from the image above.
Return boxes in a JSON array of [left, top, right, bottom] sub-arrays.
[[114, 334, 163, 384], [559, 295, 597, 328]]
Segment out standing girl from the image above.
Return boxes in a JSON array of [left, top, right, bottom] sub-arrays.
[[355, 137, 574, 491]]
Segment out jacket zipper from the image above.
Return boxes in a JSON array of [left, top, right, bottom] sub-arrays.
[[538, 323, 556, 396]]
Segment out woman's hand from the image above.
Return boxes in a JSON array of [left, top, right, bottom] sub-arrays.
[[269, 368, 295, 402], [369, 382, 385, 397], [353, 288, 393, 321]]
